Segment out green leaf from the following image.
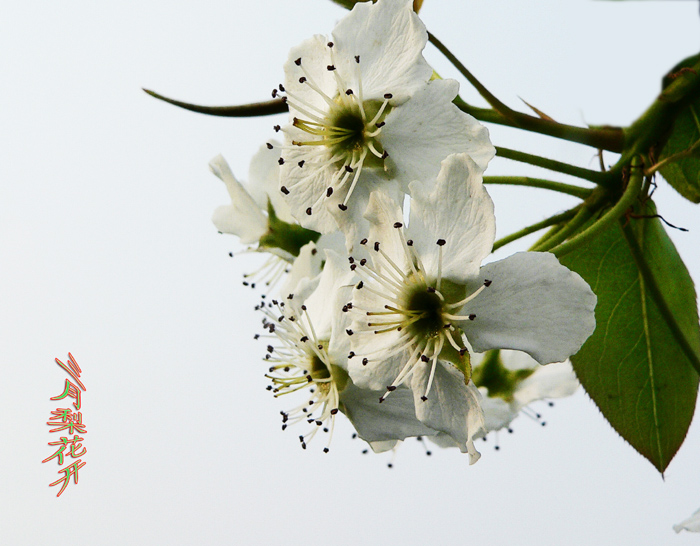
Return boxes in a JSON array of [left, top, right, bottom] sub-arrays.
[[658, 54, 700, 203], [560, 199, 699, 473], [658, 102, 700, 203]]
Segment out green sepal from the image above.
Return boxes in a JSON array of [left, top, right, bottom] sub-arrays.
[[471, 350, 534, 402], [258, 200, 321, 257]]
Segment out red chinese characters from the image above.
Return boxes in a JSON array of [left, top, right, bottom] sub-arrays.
[[44, 353, 87, 497]]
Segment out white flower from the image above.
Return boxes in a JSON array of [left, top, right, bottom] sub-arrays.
[[472, 350, 579, 433], [210, 143, 326, 259], [275, 0, 494, 244], [674, 507, 700, 533], [259, 249, 436, 451], [345, 153, 597, 460]]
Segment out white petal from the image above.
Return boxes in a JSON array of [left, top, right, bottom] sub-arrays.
[[279, 147, 339, 234], [331, 0, 432, 101], [674, 507, 700, 533], [209, 155, 267, 243], [304, 249, 356, 352], [408, 153, 496, 282], [411, 361, 485, 462], [341, 383, 436, 443], [277, 242, 323, 304], [513, 360, 579, 408], [460, 252, 597, 364], [247, 141, 295, 224], [380, 79, 496, 187], [368, 439, 400, 454], [479, 394, 519, 433], [284, 35, 335, 119]]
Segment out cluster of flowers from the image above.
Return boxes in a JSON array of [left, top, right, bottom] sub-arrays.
[[210, 0, 596, 462]]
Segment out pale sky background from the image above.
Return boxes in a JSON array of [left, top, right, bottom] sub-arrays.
[[2, 1, 700, 544]]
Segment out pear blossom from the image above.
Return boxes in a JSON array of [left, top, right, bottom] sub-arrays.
[[259, 249, 436, 452], [345, 153, 596, 460], [472, 350, 579, 433], [274, 0, 494, 243], [674, 507, 700, 533], [210, 143, 342, 288]]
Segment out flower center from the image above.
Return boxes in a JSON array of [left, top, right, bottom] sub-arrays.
[[347, 227, 491, 403], [258, 298, 343, 452], [276, 43, 393, 211]]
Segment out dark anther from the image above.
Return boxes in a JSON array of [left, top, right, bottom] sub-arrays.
[[330, 408, 339, 415], [393, 222, 403, 228], [326, 187, 334, 197], [344, 165, 354, 173], [278, 83, 285, 92], [311, 248, 318, 255], [374, 242, 380, 251], [427, 287, 436, 293], [384, 93, 393, 99], [484, 279, 492, 287], [386, 385, 397, 392], [420, 355, 429, 362], [346, 329, 354, 335], [360, 238, 368, 245], [345, 89, 354, 95], [274, 125, 281, 132], [266, 142, 273, 149], [349, 257, 355, 263], [299, 76, 307, 84], [266, 345, 274, 353], [357, 281, 364, 289], [281, 186, 290, 195], [300, 336, 309, 342], [459, 348, 467, 356], [360, 258, 367, 266], [406, 239, 413, 246], [271, 89, 278, 98], [348, 351, 355, 358], [327, 65, 336, 71], [228, 252, 233, 257], [301, 305, 307, 311], [381, 151, 389, 159], [278, 158, 285, 165], [306, 207, 312, 215], [421, 395, 428, 401], [338, 204, 348, 211], [376, 121, 385, 128], [294, 58, 302, 66], [327, 41, 334, 47], [323, 447, 329, 453], [362, 358, 368, 366], [350, 264, 357, 271], [469, 314, 476, 320], [437, 239, 446, 246], [354, 55, 360, 63], [298, 160, 305, 168]]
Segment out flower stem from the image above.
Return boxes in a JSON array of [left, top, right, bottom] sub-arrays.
[[483, 176, 592, 199], [427, 32, 517, 120], [530, 204, 596, 252], [550, 158, 645, 258], [496, 147, 613, 187], [492, 208, 579, 252]]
